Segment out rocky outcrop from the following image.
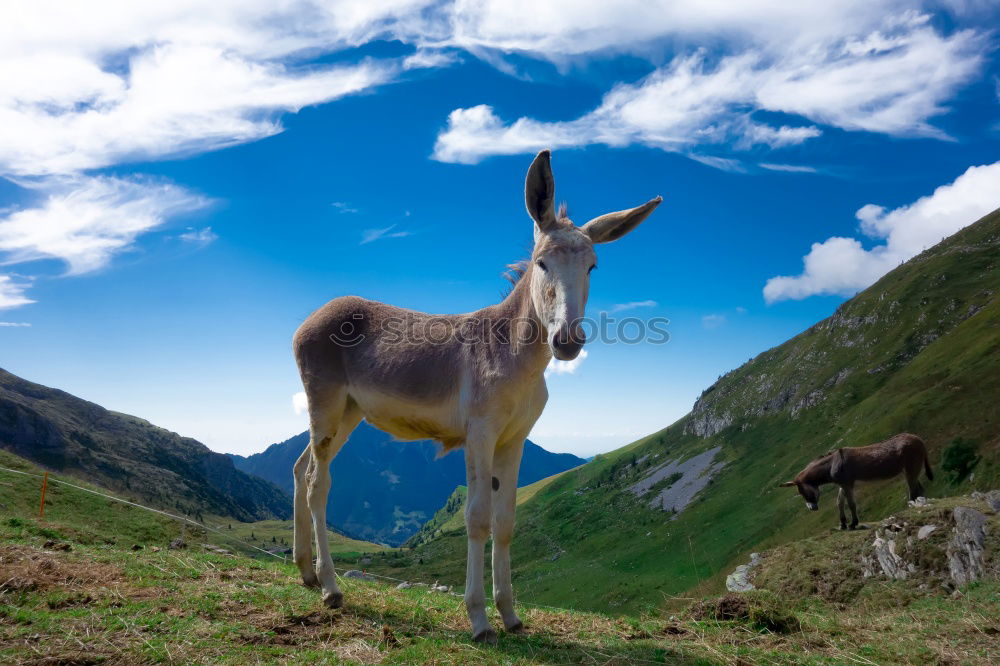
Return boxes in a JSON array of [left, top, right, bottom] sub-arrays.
[[858, 501, 994, 589], [726, 553, 761, 592], [628, 447, 723, 516], [947, 507, 987, 587]]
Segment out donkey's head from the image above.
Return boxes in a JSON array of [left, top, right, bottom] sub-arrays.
[[524, 150, 662, 361], [778, 479, 820, 511]]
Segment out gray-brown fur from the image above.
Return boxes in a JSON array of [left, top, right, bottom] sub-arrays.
[[291, 149, 662, 642], [779, 433, 933, 529]]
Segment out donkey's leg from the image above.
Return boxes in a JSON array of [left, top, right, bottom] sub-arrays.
[[837, 486, 848, 531], [491, 437, 525, 633], [845, 485, 860, 529], [293, 445, 319, 587], [905, 467, 924, 501], [307, 398, 362, 608], [463, 421, 498, 643]]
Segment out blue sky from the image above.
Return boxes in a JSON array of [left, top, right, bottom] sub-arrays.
[[1, 2, 999, 456]]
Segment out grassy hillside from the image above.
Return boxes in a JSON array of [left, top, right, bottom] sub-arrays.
[[364, 208, 1000, 613], [2, 487, 996, 664], [0, 369, 291, 523], [0, 449, 381, 562]]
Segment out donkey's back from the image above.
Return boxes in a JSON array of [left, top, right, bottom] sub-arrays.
[[841, 432, 931, 482], [294, 295, 464, 401]]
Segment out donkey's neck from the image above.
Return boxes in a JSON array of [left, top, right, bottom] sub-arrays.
[[479, 263, 551, 377], [802, 456, 834, 486]]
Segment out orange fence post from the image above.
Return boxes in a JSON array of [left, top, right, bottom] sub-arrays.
[[38, 471, 49, 519]]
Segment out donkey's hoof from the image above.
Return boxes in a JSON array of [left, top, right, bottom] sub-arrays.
[[472, 628, 498, 645], [505, 621, 525, 634], [323, 591, 344, 609], [302, 574, 321, 589]]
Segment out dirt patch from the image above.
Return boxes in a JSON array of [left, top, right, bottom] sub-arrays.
[[691, 592, 801, 634], [0, 545, 123, 595]]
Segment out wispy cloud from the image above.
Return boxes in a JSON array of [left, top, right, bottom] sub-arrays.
[[606, 300, 658, 314], [764, 161, 1000, 302], [0, 176, 210, 276], [702, 314, 727, 329], [361, 225, 414, 245], [759, 163, 819, 173], [0, 321, 31, 327], [179, 227, 218, 245], [332, 202, 359, 214], [545, 349, 589, 378], [433, 13, 985, 167], [0, 275, 33, 309]]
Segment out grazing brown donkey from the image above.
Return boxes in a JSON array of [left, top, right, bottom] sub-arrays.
[[779, 433, 933, 530], [292, 150, 662, 642]]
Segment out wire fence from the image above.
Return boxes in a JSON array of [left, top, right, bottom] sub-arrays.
[[0, 463, 576, 615]]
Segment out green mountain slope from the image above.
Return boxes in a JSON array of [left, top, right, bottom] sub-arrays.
[[0, 369, 291, 523], [366, 207, 1000, 613]]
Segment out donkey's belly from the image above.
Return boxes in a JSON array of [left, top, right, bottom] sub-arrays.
[[352, 389, 465, 450]]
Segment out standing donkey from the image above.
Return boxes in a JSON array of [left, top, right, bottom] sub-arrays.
[[778, 433, 933, 530], [291, 150, 662, 642]]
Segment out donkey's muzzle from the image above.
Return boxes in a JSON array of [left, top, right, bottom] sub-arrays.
[[550, 324, 585, 361]]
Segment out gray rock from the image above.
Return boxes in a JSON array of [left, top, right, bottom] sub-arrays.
[[867, 529, 909, 580], [947, 507, 987, 587], [396, 582, 413, 590], [971, 490, 1000, 512], [343, 569, 375, 581], [917, 525, 937, 540], [168, 538, 187, 550], [726, 553, 761, 592], [908, 496, 930, 508]]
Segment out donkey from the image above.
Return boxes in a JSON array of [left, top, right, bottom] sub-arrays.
[[778, 433, 933, 530], [291, 150, 662, 642]]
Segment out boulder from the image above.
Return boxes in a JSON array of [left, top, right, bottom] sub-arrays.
[[947, 507, 987, 587]]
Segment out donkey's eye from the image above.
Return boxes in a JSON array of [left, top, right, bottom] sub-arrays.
[[536, 260, 548, 272]]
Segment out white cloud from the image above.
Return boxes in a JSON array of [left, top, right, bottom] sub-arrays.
[[764, 161, 1000, 302], [360, 225, 414, 244], [0, 275, 33, 310], [606, 300, 657, 314], [178, 227, 218, 245], [332, 202, 359, 214], [433, 12, 985, 166], [759, 163, 819, 173], [0, 176, 210, 276], [403, 48, 460, 70], [0, 45, 397, 176], [292, 391, 309, 416], [702, 314, 726, 329], [0, 321, 31, 327], [545, 349, 589, 377]]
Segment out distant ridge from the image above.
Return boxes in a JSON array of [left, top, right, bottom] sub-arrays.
[[0, 368, 291, 522], [231, 422, 585, 546]]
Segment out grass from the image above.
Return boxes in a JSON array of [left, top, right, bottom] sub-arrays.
[[2, 506, 997, 664], [226, 520, 388, 559], [0, 449, 383, 562]]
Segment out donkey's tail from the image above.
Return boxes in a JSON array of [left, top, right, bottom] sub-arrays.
[[924, 451, 934, 481]]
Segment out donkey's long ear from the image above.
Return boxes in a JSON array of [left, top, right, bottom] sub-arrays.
[[778, 481, 797, 488], [525, 149, 557, 234], [582, 196, 662, 244]]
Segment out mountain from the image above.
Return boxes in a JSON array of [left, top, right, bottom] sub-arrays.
[[0, 368, 291, 523], [364, 207, 1000, 612], [229, 422, 585, 546]]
